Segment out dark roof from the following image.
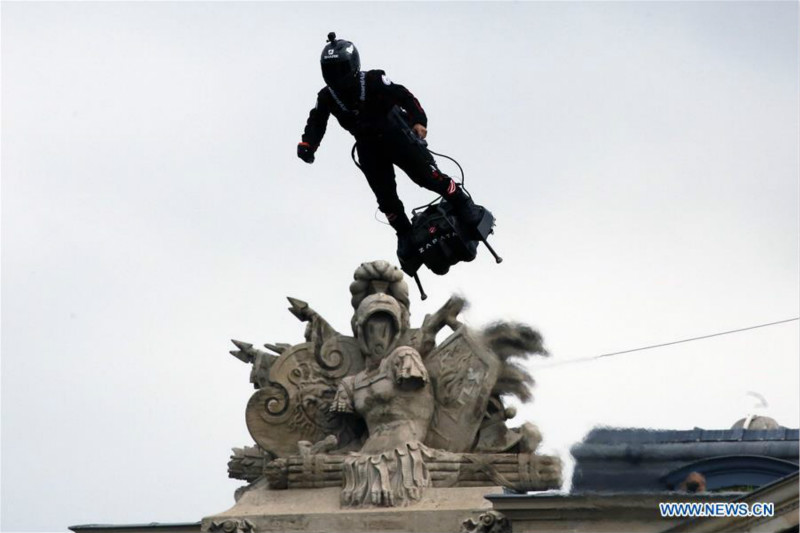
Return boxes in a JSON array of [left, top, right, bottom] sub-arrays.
[[69, 523, 201, 532], [570, 427, 799, 493], [580, 427, 799, 445]]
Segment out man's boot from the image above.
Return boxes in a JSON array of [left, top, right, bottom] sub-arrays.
[[388, 212, 417, 265]]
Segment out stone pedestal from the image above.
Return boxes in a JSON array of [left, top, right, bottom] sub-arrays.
[[202, 479, 500, 533]]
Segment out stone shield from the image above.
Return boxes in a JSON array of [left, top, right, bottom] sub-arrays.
[[245, 335, 364, 457], [423, 326, 499, 452]]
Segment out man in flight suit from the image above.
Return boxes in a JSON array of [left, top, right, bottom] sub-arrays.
[[297, 32, 482, 264]]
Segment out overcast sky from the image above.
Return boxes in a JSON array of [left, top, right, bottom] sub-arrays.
[[2, 2, 798, 532]]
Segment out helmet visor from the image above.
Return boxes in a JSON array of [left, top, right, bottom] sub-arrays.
[[322, 60, 355, 86]]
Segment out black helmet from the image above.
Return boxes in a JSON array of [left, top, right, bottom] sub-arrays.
[[320, 32, 360, 88]]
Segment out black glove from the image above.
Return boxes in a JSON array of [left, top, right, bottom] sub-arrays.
[[297, 142, 315, 164]]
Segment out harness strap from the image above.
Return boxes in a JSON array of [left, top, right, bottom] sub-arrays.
[[327, 72, 367, 113]]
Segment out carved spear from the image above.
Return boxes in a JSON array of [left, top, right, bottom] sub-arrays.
[[286, 296, 340, 347], [419, 295, 466, 357]]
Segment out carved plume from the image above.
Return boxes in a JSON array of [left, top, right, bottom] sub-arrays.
[[481, 322, 548, 403], [349, 260, 409, 311]]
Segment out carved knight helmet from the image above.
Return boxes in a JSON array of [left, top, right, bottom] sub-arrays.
[[349, 260, 410, 334]]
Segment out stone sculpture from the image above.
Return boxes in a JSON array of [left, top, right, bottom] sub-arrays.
[[208, 519, 256, 533], [227, 260, 562, 509], [461, 510, 512, 533]]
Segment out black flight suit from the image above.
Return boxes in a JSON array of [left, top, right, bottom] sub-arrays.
[[300, 70, 457, 231]]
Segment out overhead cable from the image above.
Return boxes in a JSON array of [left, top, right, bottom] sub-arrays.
[[537, 317, 799, 369]]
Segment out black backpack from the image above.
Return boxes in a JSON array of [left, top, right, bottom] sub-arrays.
[[412, 202, 477, 275]]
